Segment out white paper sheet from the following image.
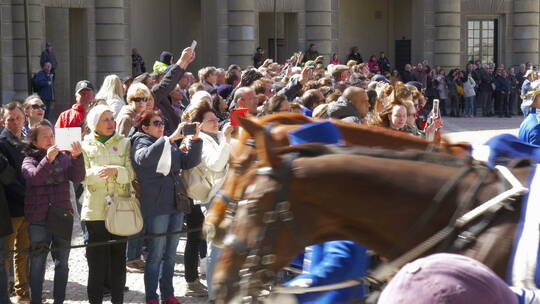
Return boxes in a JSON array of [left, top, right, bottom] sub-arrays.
[[55, 127, 81, 151]]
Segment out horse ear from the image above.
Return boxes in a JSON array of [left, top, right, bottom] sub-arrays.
[[238, 116, 282, 168], [237, 115, 262, 137]]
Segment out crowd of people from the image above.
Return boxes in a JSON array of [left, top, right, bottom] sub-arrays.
[[0, 40, 538, 304]]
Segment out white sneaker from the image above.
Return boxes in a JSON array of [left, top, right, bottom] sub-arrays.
[[200, 257, 208, 276]]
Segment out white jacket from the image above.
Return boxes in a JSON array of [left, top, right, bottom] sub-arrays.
[[463, 75, 477, 98], [193, 131, 233, 204], [106, 97, 125, 119]]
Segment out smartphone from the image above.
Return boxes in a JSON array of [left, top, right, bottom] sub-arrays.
[[182, 123, 197, 136], [190, 40, 197, 51], [433, 99, 440, 119]]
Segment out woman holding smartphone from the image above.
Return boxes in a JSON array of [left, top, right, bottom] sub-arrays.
[[131, 110, 202, 304]]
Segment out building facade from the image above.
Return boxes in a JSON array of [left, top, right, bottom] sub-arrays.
[[0, 0, 539, 117]]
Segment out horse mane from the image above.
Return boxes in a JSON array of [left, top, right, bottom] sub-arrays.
[[277, 143, 474, 168]]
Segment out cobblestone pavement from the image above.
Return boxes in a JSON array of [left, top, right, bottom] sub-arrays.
[[36, 115, 525, 303], [443, 116, 522, 144], [40, 222, 208, 304]]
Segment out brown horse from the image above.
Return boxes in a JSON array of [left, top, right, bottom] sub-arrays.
[[211, 124, 530, 303], [205, 113, 471, 245]]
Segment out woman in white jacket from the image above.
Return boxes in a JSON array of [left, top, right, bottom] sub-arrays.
[[95, 74, 125, 119], [181, 101, 233, 298], [463, 73, 477, 117]]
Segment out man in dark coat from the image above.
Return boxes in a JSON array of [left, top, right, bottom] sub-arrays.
[[0, 150, 15, 303], [152, 47, 196, 136], [378, 52, 391, 74], [346, 46, 363, 63], [0, 103, 29, 302], [478, 64, 495, 116], [253, 47, 265, 68], [39, 42, 57, 74], [516, 63, 527, 115], [401, 64, 414, 83], [303, 44, 320, 62], [33, 62, 55, 119]]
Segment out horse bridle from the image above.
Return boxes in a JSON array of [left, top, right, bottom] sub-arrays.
[[221, 151, 299, 303], [212, 138, 258, 220]]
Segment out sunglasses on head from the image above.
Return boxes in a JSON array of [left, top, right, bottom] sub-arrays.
[[31, 104, 46, 111], [132, 97, 149, 103], [150, 120, 164, 127]]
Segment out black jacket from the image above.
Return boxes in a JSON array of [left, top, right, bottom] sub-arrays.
[[40, 50, 58, 72], [0, 129, 26, 218], [478, 69, 494, 93], [0, 151, 14, 236], [347, 53, 363, 63], [401, 70, 414, 83], [152, 64, 186, 136]]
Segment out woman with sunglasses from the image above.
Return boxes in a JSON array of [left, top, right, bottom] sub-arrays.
[[181, 101, 233, 299], [131, 110, 202, 304], [116, 83, 151, 137], [22, 95, 49, 137]]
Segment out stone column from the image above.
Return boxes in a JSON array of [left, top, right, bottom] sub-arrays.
[[95, 0, 129, 84], [11, 0, 44, 100], [45, 8, 69, 114], [512, 0, 540, 66], [304, 0, 332, 60], [433, 0, 461, 70], [0, 0, 15, 103], [227, 0, 256, 68]]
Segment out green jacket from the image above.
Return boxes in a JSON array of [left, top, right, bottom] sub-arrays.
[[81, 133, 135, 221]]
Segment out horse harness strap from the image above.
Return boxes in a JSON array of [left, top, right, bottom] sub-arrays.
[[388, 165, 475, 257], [210, 137, 259, 216], [215, 190, 237, 208], [232, 152, 300, 302], [369, 165, 529, 284]]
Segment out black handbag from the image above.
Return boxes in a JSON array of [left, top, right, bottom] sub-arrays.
[[173, 173, 192, 214], [46, 204, 73, 241]]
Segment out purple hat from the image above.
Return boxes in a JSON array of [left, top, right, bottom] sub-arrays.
[[378, 253, 518, 304]]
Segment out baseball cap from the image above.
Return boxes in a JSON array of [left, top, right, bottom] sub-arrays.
[[46, 42, 53, 47], [378, 253, 518, 304], [75, 80, 95, 94], [371, 74, 390, 84]]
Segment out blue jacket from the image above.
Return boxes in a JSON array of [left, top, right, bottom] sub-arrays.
[[286, 241, 369, 304], [519, 113, 540, 146], [495, 75, 510, 93], [34, 71, 54, 101], [130, 132, 202, 217]]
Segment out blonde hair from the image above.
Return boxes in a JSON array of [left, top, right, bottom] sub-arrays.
[[126, 82, 151, 104], [95, 74, 124, 102], [402, 99, 416, 115], [198, 66, 217, 82]]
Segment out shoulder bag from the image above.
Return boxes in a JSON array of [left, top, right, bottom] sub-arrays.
[[46, 204, 74, 241], [173, 172, 192, 214], [182, 166, 213, 202], [104, 182, 143, 236]]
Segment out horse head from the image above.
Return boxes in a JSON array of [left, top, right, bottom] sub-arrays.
[[205, 114, 472, 247], [212, 126, 532, 302], [204, 113, 311, 246]]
